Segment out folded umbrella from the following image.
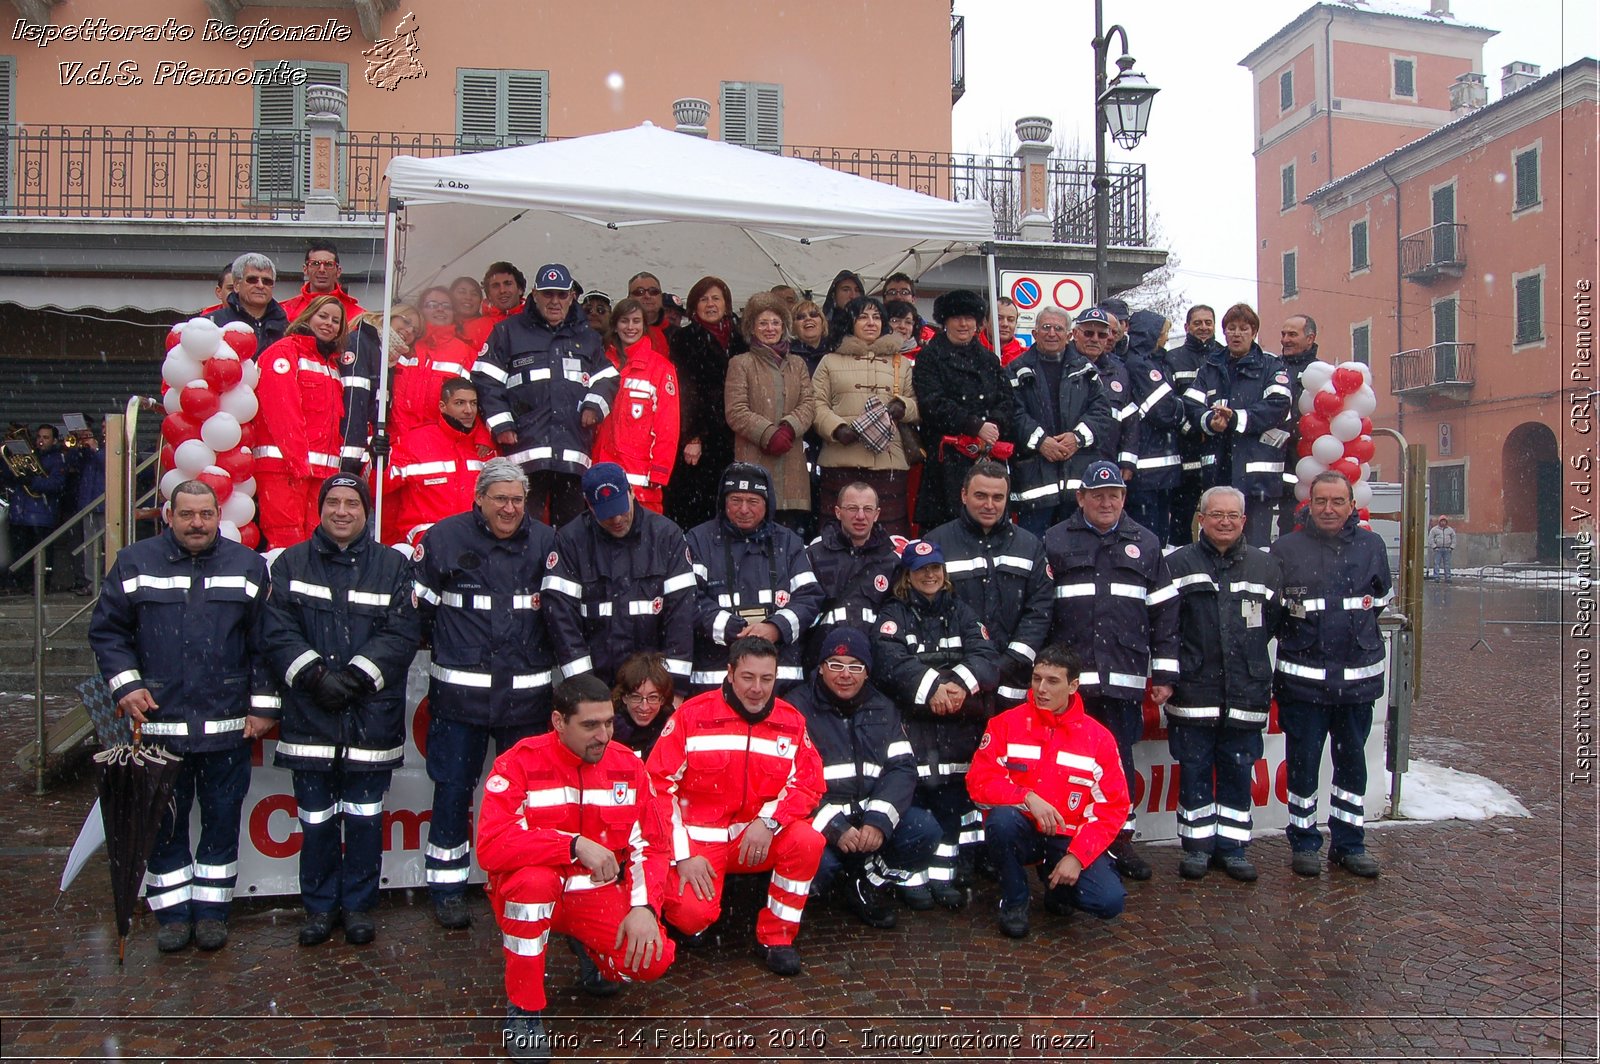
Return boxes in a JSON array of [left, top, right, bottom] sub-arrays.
[[93, 727, 184, 964]]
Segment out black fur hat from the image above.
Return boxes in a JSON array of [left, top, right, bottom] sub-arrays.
[[932, 289, 987, 325]]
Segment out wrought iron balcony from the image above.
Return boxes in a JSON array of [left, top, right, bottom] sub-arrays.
[[951, 14, 967, 105], [0, 125, 1151, 247], [1390, 342, 1475, 401], [1400, 222, 1467, 283]]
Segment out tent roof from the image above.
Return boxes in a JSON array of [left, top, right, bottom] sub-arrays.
[[384, 124, 995, 302]]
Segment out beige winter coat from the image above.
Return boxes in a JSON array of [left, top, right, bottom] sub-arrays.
[[811, 335, 921, 471], [725, 343, 817, 511]]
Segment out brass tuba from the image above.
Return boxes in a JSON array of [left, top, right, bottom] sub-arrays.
[[3, 428, 46, 497]]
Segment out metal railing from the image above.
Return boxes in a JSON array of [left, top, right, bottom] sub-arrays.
[[1, 124, 1152, 245], [1400, 222, 1467, 281], [1389, 342, 1475, 395]]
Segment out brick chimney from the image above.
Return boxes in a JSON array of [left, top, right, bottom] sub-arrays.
[[1501, 61, 1541, 97], [1449, 72, 1487, 116]]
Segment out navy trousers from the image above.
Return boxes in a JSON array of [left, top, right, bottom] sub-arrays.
[[1168, 722, 1262, 855], [1080, 693, 1142, 831], [425, 715, 543, 899], [145, 743, 251, 926], [293, 767, 392, 915], [982, 806, 1125, 917], [1279, 699, 1373, 855], [812, 805, 941, 894]]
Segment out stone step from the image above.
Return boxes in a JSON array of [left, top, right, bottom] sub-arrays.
[[0, 640, 98, 669]]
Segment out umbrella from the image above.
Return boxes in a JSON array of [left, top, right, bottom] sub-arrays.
[[59, 798, 105, 892], [93, 727, 184, 964]]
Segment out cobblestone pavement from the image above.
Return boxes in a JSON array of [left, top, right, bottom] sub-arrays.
[[0, 580, 1594, 1061]]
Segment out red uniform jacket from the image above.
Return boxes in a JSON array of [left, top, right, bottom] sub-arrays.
[[253, 334, 345, 479], [279, 283, 366, 325], [385, 414, 496, 542], [645, 687, 823, 863], [462, 302, 523, 355], [390, 324, 476, 445], [477, 732, 670, 913], [591, 336, 681, 491], [967, 692, 1130, 868]]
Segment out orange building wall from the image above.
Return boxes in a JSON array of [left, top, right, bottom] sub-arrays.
[[1331, 40, 1473, 109], [7, 0, 953, 151]]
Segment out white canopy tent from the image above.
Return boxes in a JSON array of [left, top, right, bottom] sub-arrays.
[[382, 122, 998, 302]]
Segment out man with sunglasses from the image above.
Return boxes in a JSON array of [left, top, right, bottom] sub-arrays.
[[279, 239, 365, 324], [206, 251, 288, 349], [787, 626, 938, 930], [1073, 307, 1140, 484]]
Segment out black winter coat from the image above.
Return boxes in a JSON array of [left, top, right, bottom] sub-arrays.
[[1124, 311, 1185, 490], [89, 530, 270, 754], [1183, 344, 1293, 500], [1164, 335, 1222, 475], [1006, 345, 1114, 512], [414, 509, 558, 729], [802, 520, 902, 668], [788, 674, 918, 841], [924, 509, 1052, 705], [664, 321, 746, 529], [1086, 351, 1140, 470], [1269, 513, 1393, 705], [912, 333, 1014, 528], [261, 529, 421, 772], [338, 320, 383, 471], [1166, 533, 1285, 726], [207, 292, 288, 352], [873, 588, 1000, 788]]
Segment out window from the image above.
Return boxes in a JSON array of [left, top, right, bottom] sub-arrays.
[[1429, 464, 1466, 516], [1351, 219, 1369, 272], [720, 81, 783, 151], [1282, 251, 1298, 298], [1432, 297, 1457, 345], [0, 56, 13, 207], [1515, 272, 1544, 345], [1393, 57, 1416, 99], [1351, 322, 1371, 365], [1279, 69, 1294, 112], [1514, 147, 1541, 211], [254, 62, 346, 203], [1281, 163, 1296, 210], [456, 69, 548, 150]]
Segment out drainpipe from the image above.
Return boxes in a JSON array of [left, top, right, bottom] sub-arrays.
[[1323, 14, 1336, 184], [1380, 160, 1404, 438]]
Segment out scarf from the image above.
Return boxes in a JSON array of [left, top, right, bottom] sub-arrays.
[[753, 338, 790, 364], [698, 315, 735, 352]]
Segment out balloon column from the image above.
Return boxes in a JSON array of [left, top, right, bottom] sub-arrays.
[[158, 319, 264, 548], [1293, 360, 1379, 525]]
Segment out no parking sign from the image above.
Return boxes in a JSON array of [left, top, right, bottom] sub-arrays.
[[1002, 270, 1095, 342]]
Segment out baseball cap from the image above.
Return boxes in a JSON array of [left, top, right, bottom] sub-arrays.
[[1076, 307, 1113, 328], [581, 462, 632, 519], [1081, 460, 1126, 489], [533, 263, 574, 292], [900, 539, 946, 571]]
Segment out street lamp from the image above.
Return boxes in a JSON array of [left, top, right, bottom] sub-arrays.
[[1092, 0, 1159, 302]]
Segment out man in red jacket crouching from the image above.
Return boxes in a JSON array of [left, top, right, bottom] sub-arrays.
[[967, 644, 1129, 939], [477, 674, 676, 1062]]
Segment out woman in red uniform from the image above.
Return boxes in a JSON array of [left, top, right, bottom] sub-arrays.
[[253, 296, 348, 548], [591, 297, 680, 514], [388, 285, 476, 447]]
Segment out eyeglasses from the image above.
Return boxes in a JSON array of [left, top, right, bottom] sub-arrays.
[[485, 494, 526, 507], [822, 661, 866, 675], [306, 259, 338, 270], [421, 301, 452, 310], [885, 288, 913, 299], [242, 275, 275, 286], [1036, 323, 1067, 333], [1202, 511, 1245, 522], [838, 505, 879, 516], [629, 287, 662, 297], [623, 693, 665, 707], [795, 311, 822, 321]]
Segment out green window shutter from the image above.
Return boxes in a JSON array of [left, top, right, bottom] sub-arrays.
[[1352, 323, 1370, 365], [1393, 58, 1415, 97], [459, 70, 547, 151], [1351, 220, 1368, 271], [1281, 164, 1295, 209], [1514, 149, 1539, 210], [751, 83, 782, 151], [1279, 70, 1293, 111], [503, 71, 547, 143], [253, 61, 345, 203], [457, 69, 502, 149], [0, 56, 14, 207], [1282, 251, 1298, 297], [720, 82, 750, 146], [1515, 275, 1542, 344], [720, 81, 781, 150]]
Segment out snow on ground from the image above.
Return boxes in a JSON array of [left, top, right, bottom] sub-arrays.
[[1389, 758, 1531, 822], [1449, 566, 1592, 590]]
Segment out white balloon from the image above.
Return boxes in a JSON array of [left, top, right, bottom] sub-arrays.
[[1295, 456, 1327, 483], [240, 359, 261, 389], [1359, 462, 1372, 481], [236, 476, 257, 498], [1330, 410, 1363, 442], [221, 491, 256, 526], [218, 520, 242, 543], [1350, 361, 1373, 383], [162, 350, 204, 390], [1353, 479, 1373, 508], [200, 411, 243, 452], [220, 385, 259, 423], [173, 439, 216, 476], [1301, 360, 1335, 391], [1311, 434, 1346, 465], [1298, 388, 1318, 415], [1348, 386, 1378, 417], [159, 468, 186, 500], [1294, 480, 1311, 502], [162, 386, 184, 415], [178, 317, 223, 361]]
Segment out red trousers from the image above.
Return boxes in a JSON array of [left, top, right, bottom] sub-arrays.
[[634, 485, 664, 514], [488, 865, 676, 1012], [255, 471, 318, 550], [661, 821, 825, 947]]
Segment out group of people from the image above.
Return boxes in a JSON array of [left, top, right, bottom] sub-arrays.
[[88, 243, 1397, 1061], [1, 418, 106, 594]]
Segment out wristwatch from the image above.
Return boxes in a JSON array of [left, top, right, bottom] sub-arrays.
[[759, 816, 779, 832]]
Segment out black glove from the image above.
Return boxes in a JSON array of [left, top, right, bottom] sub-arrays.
[[311, 669, 366, 713], [340, 664, 378, 697], [833, 425, 860, 446], [886, 398, 906, 422], [293, 659, 329, 694], [369, 433, 391, 460]]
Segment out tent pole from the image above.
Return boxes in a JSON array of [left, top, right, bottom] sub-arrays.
[[984, 243, 1002, 355], [372, 203, 401, 541]]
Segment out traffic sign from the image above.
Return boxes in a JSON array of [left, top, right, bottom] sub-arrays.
[[1000, 270, 1096, 342], [1009, 276, 1042, 310]]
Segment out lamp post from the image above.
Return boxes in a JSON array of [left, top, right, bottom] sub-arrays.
[[1092, 0, 1159, 302]]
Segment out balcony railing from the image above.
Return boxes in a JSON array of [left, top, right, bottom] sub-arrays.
[[0, 125, 1152, 247], [1400, 222, 1467, 283], [951, 14, 967, 105], [1390, 341, 1475, 399]]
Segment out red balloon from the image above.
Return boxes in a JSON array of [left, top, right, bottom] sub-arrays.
[[220, 329, 258, 360], [1358, 507, 1372, 521], [203, 355, 243, 393], [197, 469, 235, 505], [1298, 413, 1330, 440], [1360, 417, 1373, 437], [215, 446, 256, 482], [1332, 366, 1364, 396], [237, 420, 257, 451], [165, 330, 184, 352], [1332, 457, 1361, 483], [238, 522, 261, 549], [1296, 437, 1315, 459], [179, 381, 221, 422], [160, 412, 201, 447], [159, 443, 175, 472], [1345, 435, 1376, 463], [1313, 389, 1344, 419]]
